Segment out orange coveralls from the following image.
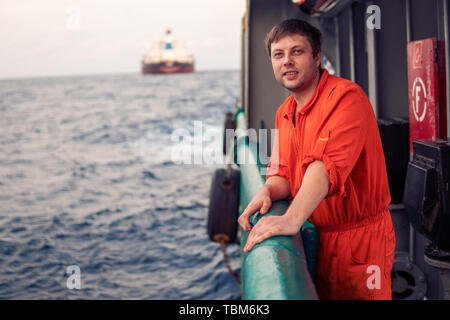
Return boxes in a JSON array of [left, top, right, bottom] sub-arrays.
[[266, 70, 396, 300]]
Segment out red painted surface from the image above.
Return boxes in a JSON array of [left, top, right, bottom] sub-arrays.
[[142, 66, 194, 74], [407, 38, 447, 155]]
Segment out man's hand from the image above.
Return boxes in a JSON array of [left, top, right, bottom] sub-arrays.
[[243, 213, 301, 252], [240, 160, 330, 253], [238, 185, 272, 232]]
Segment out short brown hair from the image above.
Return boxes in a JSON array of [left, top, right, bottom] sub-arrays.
[[264, 19, 322, 58]]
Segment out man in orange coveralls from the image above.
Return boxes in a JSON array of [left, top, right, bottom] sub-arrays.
[[238, 19, 396, 300]]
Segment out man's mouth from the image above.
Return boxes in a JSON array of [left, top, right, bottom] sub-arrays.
[[283, 71, 299, 76], [283, 71, 299, 79]]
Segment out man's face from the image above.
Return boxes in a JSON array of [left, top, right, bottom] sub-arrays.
[[270, 34, 320, 92]]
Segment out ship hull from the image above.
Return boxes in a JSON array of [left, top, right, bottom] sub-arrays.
[[141, 62, 194, 74]]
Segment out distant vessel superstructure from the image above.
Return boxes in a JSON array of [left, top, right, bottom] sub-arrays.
[[142, 29, 194, 74]]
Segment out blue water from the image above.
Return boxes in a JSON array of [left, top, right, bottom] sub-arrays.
[[0, 71, 241, 299]]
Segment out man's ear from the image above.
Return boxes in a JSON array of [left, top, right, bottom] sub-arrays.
[[315, 52, 321, 68]]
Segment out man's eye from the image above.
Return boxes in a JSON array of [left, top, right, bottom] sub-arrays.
[[273, 52, 282, 58], [293, 49, 303, 54]]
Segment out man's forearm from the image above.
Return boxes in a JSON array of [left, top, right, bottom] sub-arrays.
[[284, 160, 330, 226], [242, 160, 330, 253], [264, 175, 291, 201]]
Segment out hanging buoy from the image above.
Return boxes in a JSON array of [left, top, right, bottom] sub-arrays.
[[207, 168, 240, 244]]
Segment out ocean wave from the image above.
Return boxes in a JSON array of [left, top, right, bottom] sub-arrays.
[[0, 71, 240, 300]]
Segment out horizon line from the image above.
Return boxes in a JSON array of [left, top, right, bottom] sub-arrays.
[[0, 68, 240, 81]]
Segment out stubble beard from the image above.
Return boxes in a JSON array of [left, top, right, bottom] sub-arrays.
[[282, 79, 304, 92], [278, 68, 319, 93], [279, 75, 305, 93]]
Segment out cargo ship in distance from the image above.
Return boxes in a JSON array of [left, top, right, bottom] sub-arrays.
[[141, 28, 195, 74]]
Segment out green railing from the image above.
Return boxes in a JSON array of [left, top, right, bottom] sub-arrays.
[[234, 108, 318, 300]]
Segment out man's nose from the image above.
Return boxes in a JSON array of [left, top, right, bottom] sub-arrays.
[[282, 53, 293, 66]]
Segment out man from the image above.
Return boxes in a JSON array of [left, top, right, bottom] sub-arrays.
[[237, 19, 396, 300]]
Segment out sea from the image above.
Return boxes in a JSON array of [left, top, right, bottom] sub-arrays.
[[0, 70, 242, 299]]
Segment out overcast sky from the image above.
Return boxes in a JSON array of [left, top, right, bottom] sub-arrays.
[[0, 0, 246, 79]]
